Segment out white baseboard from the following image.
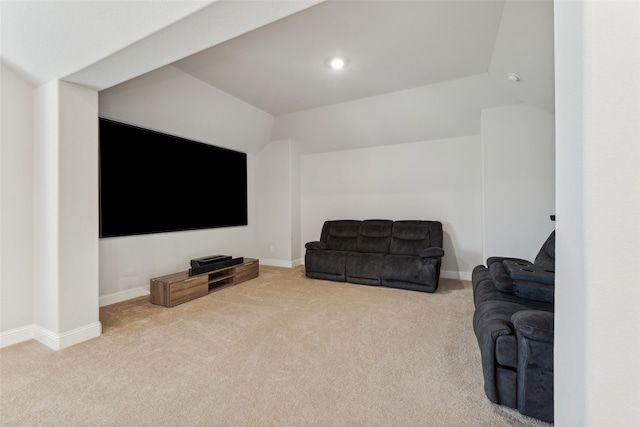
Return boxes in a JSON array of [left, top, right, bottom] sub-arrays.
[[440, 270, 472, 281], [260, 258, 295, 268], [34, 322, 102, 350], [1, 321, 102, 350], [99, 286, 149, 307], [0, 324, 35, 349]]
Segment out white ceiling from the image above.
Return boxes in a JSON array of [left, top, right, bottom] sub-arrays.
[[0, 0, 214, 86], [172, 0, 506, 115], [1, 0, 554, 116]]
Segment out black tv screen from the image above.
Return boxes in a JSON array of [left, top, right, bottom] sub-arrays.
[[99, 118, 248, 238]]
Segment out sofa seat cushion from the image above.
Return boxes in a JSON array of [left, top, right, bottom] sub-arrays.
[[346, 252, 384, 286], [380, 254, 439, 292], [305, 250, 349, 282]]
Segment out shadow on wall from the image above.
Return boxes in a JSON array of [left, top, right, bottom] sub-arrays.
[[442, 229, 459, 274], [440, 225, 482, 281]]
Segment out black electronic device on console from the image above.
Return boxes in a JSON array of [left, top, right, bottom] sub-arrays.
[[188, 254, 244, 276], [190, 255, 232, 268]]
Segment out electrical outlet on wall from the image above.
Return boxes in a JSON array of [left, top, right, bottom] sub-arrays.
[[269, 245, 275, 253]]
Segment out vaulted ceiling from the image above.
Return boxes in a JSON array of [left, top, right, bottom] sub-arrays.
[[1, 0, 554, 117], [171, 0, 508, 116]]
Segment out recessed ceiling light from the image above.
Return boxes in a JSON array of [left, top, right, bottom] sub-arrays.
[[328, 57, 347, 70], [507, 73, 521, 82]]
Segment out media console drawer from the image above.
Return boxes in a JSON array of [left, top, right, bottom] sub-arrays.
[[236, 259, 259, 283], [150, 273, 207, 307], [150, 258, 259, 307]]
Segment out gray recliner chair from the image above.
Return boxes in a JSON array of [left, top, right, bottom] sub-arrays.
[[471, 231, 555, 423]]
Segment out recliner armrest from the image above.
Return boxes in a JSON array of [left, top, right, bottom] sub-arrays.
[[486, 256, 532, 267], [489, 262, 514, 291], [489, 261, 555, 304], [512, 310, 554, 342], [503, 260, 554, 285], [419, 247, 445, 259], [513, 309, 555, 422], [305, 241, 328, 250]]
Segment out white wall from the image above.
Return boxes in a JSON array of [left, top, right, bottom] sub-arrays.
[[481, 104, 556, 261], [97, 64, 274, 304], [300, 136, 483, 279], [97, 194, 260, 304], [273, 73, 518, 154], [255, 139, 299, 267], [33, 81, 60, 337], [31, 80, 102, 349], [555, 1, 640, 424], [488, 0, 555, 113], [290, 141, 302, 264], [57, 81, 101, 334], [554, 2, 587, 422], [99, 65, 273, 155], [0, 64, 35, 342]]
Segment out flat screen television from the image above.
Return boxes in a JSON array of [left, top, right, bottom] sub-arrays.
[[99, 118, 248, 238]]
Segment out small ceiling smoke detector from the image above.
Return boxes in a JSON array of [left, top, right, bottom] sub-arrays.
[[328, 57, 348, 70], [507, 73, 521, 83]]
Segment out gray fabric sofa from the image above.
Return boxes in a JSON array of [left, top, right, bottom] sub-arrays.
[[472, 230, 555, 423], [305, 219, 444, 293]]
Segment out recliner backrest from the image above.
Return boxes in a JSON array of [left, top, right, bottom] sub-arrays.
[[321, 220, 361, 251], [389, 221, 442, 256], [357, 220, 393, 253], [534, 230, 555, 271]]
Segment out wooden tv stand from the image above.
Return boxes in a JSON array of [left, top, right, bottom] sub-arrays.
[[150, 258, 259, 307]]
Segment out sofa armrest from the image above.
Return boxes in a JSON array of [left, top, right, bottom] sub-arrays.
[[419, 247, 445, 259], [512, 310, 554, 343], [489, 262, 555, 304], [513, 310, 554, 423], [503, 260, 554, 285], [305, 241, 328, 250], [486, 256, 531, 267], [489, 262, 514, 291]]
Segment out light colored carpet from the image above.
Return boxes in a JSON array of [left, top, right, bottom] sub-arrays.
[[0, 265, 552, 426]]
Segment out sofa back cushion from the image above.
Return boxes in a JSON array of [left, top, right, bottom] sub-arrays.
[[357, 220, 393, 253], [390, 221, 442, 255], [321, 220, 361, 251], [533, 230, 555, 271]]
